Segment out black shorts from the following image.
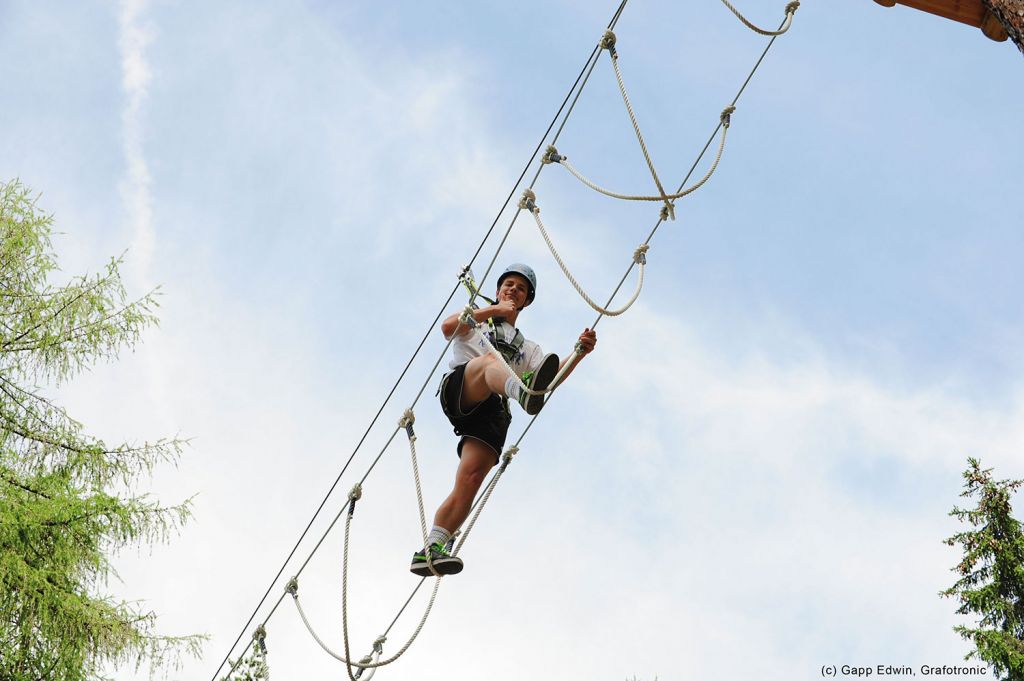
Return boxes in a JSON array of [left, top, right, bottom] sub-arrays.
[[439, 362, 511, 462]]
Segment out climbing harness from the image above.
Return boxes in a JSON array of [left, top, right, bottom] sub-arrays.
[[214, 2, 801, 678]]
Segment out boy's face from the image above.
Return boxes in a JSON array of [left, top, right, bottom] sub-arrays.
[[497, 273, 531, 311]]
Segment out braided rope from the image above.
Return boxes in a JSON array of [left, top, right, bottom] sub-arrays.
[[289, 576, 440, 671], [548, 106, 733, 204], [719, 0, 799, 36], [603, 32, 674, 219], [399, 410, 443, 578], [521, 191, 649, 317], [451, 447, 518, 558]]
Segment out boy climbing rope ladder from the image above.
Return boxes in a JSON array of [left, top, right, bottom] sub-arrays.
[[410, 263, 597, 577]]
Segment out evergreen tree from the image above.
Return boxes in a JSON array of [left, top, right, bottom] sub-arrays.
[[943, 457, 1024, 680], [0, 179, 202, 679]]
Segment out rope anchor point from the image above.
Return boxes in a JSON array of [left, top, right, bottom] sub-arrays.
[[633, 243, 650, 265], [518, 188, 538, 213], [600, 29, 617, 54], [720, 105, 736, 128], [542, 145, 564, 165], [459, 305, 478, 328], [285, 576, 298, 596]]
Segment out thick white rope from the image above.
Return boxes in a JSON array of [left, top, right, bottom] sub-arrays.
[[286, 481, 443, 675], [520, 190, 649, 318], [546, 105, 734, 204], [601, 30, 674, 220], [452, 447, 518, 558], [289, 578, 439, 671], [399, 410, 443, 578], [720, 0, 799, 36]]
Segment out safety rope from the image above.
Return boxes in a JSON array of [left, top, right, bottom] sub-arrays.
[[216, 1, 799, 676], [720, 0, 799, 36], [519, 188, 649, 317], [288, 573, 441, 673], [544, 104, 734, 204], [208, 3, 628, 678], [452, 446, 518, 557], [600, 29, 674, 220]]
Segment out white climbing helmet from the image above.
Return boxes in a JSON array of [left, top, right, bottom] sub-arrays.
[[497, 263, 537, 304]]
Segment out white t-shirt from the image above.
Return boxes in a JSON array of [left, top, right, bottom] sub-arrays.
[[447, 320, 545, 378]]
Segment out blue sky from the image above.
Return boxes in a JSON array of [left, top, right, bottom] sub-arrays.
[[2, 1, 1023, 680]]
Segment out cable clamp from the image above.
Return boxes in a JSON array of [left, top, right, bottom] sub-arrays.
[[518, 188, 538, 213], [399, 408, 416, 439], [542, 145, 564, 164], [785, 1, 800, 15], [600, 29, 617, 54], [349, 483, 362, 502], [285, 576, 298, 596], [633, 243, 649, 265], [660, 203, 676, 221], [500, 446, 519, 470], [720, 105, 736, 129], [459, 305, 478, 328], [457, 263, 471, 281]]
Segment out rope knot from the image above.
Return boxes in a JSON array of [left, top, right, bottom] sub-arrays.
[[502, 446, 519, 465], [720, 105, 736, 128], [459, 305, 478, 328], [633, 243, 650, 265], [373, 635, 387, 653], [600, 29, 617, 54], [285, 576, 298, 596], [785, 1, 800, 15], [348, 483, 362, 502], [399, 408, 416, 439], [399, 408, 415, 428], [659, 203, 676, 221], [518, 188, 538, 213], [541, 145, 564, 165]]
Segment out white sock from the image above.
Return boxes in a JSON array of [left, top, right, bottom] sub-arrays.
[[427, 526, 451, 549], [504, 375, 523, 401]]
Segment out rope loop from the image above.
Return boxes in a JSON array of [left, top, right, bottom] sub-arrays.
[[542, 145, 564, 165], [720, 105, 736, 128], [633, 244, 650, 265], [285, 576, 298, 597], [518, 188, 538, 213], [600, 29, 617, 54]]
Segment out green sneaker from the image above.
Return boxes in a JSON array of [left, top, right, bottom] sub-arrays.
[[410, 542, 463, 577], [518, 353, 559, 415]]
